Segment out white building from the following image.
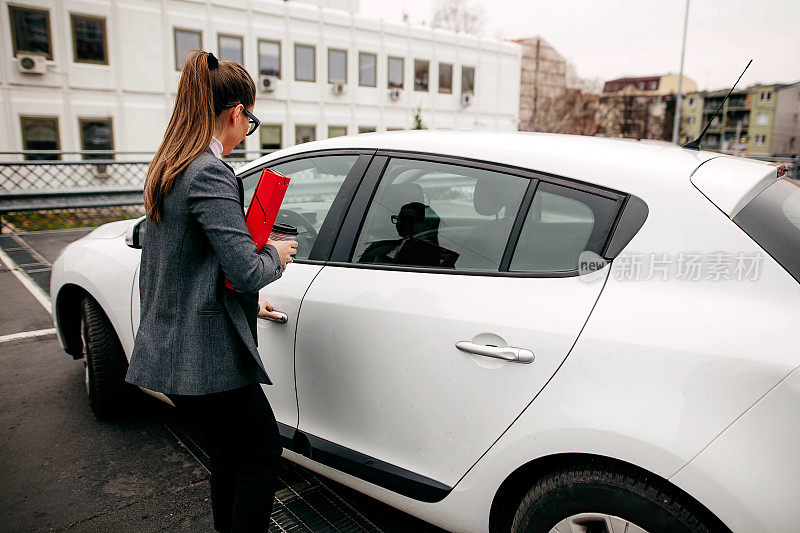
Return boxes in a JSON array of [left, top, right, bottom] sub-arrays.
[[0, 0, 521, 159]]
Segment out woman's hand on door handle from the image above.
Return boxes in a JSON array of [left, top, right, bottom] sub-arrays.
[[258, 300, 284, 321]]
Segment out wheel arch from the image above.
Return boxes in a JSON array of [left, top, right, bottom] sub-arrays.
[[488, 452, 731, 533], [55, 283, 125, 361], [54, 283, 91, 359]]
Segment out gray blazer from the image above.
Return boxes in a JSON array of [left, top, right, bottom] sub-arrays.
[[125, 149, 283, 395]]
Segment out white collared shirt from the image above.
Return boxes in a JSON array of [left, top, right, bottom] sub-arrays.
[[209, 136, 223, 158]]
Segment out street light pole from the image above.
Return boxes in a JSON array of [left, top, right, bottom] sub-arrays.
[[672, 0, 690, 144]]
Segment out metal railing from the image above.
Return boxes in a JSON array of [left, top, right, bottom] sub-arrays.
[[0, 149, 275, 232]]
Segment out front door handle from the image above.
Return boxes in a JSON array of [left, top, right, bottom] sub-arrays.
[[258, 311, 288, 324], [455, 341, 534, 364]]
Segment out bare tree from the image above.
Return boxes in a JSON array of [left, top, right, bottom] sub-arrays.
[[432, 0, 484, 36], [520, 64, 603, 136]]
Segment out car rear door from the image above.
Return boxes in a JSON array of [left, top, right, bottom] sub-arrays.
[[292, 153, 624, 499]]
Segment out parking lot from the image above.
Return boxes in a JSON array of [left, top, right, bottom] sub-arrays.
[[0, 226, 446, 533]]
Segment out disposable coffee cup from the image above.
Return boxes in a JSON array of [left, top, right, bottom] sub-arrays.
[[269, 222, 298, 241], [269, 222, 299, 258]]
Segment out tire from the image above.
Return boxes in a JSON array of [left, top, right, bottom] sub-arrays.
[[80, 295, 134, 419], [511, 459, 727, 533]]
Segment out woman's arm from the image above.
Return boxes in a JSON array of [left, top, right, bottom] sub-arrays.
[[187, 161, 283, 293]]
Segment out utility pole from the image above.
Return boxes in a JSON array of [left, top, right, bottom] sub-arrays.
[[672, 0, 690, 144]]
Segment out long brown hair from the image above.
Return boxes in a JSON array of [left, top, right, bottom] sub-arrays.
[[144, 50, 256, 225]]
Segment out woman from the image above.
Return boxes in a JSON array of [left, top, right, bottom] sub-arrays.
[[124, 50, 297, 532]]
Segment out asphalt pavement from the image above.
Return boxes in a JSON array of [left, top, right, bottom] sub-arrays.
[[0, 226, 446, 533]]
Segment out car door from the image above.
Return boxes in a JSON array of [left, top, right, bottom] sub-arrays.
[[293, 154, 623, 499], [132, 151, 372, 435]]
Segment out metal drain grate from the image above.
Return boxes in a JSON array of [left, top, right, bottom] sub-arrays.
[[159, 406, 382, 533]]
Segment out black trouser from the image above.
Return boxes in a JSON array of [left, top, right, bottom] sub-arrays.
[[167, 382, 282, 532]]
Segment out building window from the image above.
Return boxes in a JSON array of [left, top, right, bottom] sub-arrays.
[[754, 134, 766, 146], [79, 118, 113, 159], [359, 52, 376, 87], [258, 40, 281, 78], [688, 97, 695, 108], [328, 48, 347, 84], [438, 62, 452, 93], [414, 59, 429, 91], [793, 113, 799, 125], [294, 44, 315, 82], [756, 112, 769, 125], [388, 56, 404, 89], [20, 117, 60, 160], [295, 125, 316, 144], [71, 14, 107, 64], [328, 125, 348, 138], [9, 5, 52, 59], [174, 28, 201, 70], [218, 34, 243, 64], [760, 91, 771, 103], [358, 126, 376, 134], [790, 137, 796, 149], [260, 124, 282, 150], [461, 65, 475, 95], [386, 127, 404, 131]]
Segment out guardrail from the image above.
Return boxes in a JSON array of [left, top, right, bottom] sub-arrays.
[[0, 149, 274, 232]]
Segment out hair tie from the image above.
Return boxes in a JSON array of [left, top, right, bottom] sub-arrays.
[[207, 52, 219, 70]]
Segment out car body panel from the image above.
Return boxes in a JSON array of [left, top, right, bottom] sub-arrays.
[[51, 233, 141, 358], [294, 264, 610, 488], [670, 367, 800, 533]]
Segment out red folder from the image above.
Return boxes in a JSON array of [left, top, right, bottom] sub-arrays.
[[225, 167, 291, 290]]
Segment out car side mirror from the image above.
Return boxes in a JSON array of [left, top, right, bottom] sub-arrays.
[[125, 216, 147, 249]]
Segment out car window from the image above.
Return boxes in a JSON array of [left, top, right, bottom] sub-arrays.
[[242, 155, 358, 260], [733, 177, 800, 283], [509, 182, 617, 272], [351, 158, 529, 270]]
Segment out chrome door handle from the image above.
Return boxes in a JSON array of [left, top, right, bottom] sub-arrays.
[[258, 311, 288, 324], [455, 341, 534, 364]]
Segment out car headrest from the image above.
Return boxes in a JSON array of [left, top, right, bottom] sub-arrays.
[[473, 176, 519, 217], [381, 182, 425, 214]]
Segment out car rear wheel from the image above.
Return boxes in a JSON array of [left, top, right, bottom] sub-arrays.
[[511, 460, 726, 533], [80, 295, 134, 419]]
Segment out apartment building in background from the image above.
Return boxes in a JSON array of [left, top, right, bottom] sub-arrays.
[[0, 0, 521, 159], [599, 73, 697, 141], [680, 82, 800, 156]]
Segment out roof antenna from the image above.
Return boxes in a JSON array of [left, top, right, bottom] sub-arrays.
[[683, 59, 752, 151]]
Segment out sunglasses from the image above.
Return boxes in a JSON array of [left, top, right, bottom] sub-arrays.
[[223, 103, 260, 136]]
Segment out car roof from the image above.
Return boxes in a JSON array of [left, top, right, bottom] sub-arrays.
[[239, 131, 720, 196]]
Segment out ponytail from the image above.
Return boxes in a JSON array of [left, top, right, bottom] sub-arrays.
[[144, 50, 256, 225]]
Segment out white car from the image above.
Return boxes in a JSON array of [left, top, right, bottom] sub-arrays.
[[51, 131, 800, 533]]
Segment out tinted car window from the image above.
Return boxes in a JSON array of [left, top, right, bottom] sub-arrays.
[[733, 177, 800, 283], [510, 182, 617, 272], [242, 155, 358, 260], [351, 158, 528, 270]]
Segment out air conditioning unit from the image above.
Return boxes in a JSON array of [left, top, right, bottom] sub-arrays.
[[259, 75, 278, 93], [388, 88, 402, 101], [16, 53, 47, 75], [461, 92, 474, 107], [331, 82, 345, 95]]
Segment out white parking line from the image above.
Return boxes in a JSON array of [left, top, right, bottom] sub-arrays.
[[0, 328, 56, 344], [0, 245, 52, 314]]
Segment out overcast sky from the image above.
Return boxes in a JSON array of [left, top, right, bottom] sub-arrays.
[[359, 0, 800, 91]]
